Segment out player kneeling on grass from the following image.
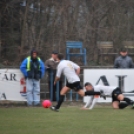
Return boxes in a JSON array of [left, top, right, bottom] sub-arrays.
[[50, 53, 106, 112], [81, 82, 134, 110]]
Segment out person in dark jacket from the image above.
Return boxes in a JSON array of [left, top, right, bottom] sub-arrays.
[[20, 49, 45, 106], [114, 48, 134, 68]]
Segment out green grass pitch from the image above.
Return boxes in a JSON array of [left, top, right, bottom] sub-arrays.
[[0, 106, 134, 134]]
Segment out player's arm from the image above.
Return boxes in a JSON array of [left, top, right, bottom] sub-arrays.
[[89, 95, 99, 110], [54, 76, 60, 85], [83, 96, 93, 108], [81, 96, 93, 110], [54, 65, 62, 85], [75, 67, 80, 75]]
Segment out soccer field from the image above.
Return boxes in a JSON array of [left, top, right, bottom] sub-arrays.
[[0, 106, 134, 134]]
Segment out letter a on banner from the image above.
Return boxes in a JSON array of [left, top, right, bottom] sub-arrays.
[[96, 75, 109, 86]]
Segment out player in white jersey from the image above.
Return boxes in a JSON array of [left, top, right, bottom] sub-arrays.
[[82, 82, 134, 110], [50, 53, 106, 112]]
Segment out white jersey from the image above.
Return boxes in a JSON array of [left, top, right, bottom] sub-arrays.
[[93, 85, 117, 96], [56, 60, 80, 83], [84, 85, 117, 109]]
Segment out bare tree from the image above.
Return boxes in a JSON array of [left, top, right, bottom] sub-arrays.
[[1, 0, 134, 66]]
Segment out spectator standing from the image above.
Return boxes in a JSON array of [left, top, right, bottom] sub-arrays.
[[20, 49, 45, 106], [114, 48, 134, 68], [45, 51, 62, 101]]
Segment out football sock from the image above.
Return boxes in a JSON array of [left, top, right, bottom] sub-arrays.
[[85, 91, 100, 96], [55, 95, 65, 109], [119, 102, 128, 109], [123, 97, 133, 105]]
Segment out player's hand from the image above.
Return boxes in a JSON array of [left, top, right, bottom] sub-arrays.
[[54, 81, 56, 85], [80, 107, 89, 110]]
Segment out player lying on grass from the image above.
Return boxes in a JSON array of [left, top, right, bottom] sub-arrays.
[[50, 53, 106, 112], [81, 82, 134, 110]]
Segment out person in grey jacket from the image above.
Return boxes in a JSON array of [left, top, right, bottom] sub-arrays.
[[114, 48, 134, 68], [45, 51, 63, 101]]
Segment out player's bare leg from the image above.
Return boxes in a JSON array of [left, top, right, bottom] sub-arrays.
[[50, 86, 70, 112], [112, 101, 128, 109], [60, 86, 71, 95], [77, 89, 85, 97], [112, 101, 119, 109], [117, 94, 124, 100], [113, 94, 134, 109], [118, 94, 134, 105]]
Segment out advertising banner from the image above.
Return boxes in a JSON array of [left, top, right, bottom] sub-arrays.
[[0, 69, 26, 101]]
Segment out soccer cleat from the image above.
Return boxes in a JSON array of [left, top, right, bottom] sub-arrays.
[[50, 106, 59, 112], [100, 90, 106, 100]]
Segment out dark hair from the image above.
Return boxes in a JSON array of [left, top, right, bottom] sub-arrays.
[[84, 82, 92, 87], [52, 51, 58, 54], [31, 49, 38, 55], [120, 47, 127, 53], [57, 53, 64, 60]]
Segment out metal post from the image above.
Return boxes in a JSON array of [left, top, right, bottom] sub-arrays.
[[69, 90, 72, 101], [50, 70, 53, 101], [76, 93, 79, 101]]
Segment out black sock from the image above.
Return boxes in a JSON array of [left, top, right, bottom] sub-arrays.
[[55, 95, 65, 109], [119, 102, 128, 109], [123, 97, 133, 105], [85, 91, 100, 96]]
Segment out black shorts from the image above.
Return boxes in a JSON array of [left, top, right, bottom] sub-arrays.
[[66, 81, 82, 92], [112, 87, 122, 102]]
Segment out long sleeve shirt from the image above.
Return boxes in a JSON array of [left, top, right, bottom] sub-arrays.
[[114, 55, 134, 68], [84, 85, 117, 109]]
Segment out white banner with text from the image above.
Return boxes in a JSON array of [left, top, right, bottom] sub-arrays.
[[0, 69, 26, 101]]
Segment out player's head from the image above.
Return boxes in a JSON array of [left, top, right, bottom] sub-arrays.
[[84, 82, 93, 91], [120, 48, 127, 57], [57, 53, 64, 61]]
